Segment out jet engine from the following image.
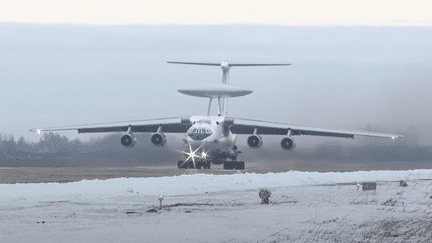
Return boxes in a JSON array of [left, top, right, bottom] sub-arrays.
[[247, 134, 263, 149], [121, 133, 135, 148], [151, 132, 167, 146], [281, 137, 295, 151]]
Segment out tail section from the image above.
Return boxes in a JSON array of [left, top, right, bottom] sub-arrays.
[[168, 61, 291, 116]]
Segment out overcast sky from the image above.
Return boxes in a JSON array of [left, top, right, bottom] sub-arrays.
[[1, 1, 431, 147], [1, 0, 431, 26]]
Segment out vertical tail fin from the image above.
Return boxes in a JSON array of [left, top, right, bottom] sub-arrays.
[[221, 61, 231, 115]]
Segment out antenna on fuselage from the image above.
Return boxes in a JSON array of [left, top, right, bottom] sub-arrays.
[[168, 61, 291, 116]]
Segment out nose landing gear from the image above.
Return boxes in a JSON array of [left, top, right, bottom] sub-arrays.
[[177, 160, 244, 170], [176, 145, 244, 170], [177, 160, 194, 169], [196, 160, 211, 169]]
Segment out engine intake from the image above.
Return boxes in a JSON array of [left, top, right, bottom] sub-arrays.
[[121, 134, 135, 148], [247, 134, 263, 149], [281, 137, 295, 151], [151, 132, 167, 146]]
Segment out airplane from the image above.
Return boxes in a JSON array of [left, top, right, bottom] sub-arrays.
[[30, 61, 403, 170]]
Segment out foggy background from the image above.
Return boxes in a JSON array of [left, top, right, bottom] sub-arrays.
[[0, 23, 431, 168]]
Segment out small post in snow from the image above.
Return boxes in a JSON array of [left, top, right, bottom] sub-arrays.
[[158, 196, 164, 209]]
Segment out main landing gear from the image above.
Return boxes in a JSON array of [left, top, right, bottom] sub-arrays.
[[177, 160, 211, 169], [177, 160, 244, 170], [223, 161, 245, 170]]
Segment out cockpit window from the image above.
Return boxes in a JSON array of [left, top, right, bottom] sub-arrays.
[[188, 126, 212, 141]]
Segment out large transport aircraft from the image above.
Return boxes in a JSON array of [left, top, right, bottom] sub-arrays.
[[30, 61, 403, 170]]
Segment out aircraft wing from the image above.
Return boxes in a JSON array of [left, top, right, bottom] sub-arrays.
[[229, 118, 403, 139], [30, 117, 192, 134]]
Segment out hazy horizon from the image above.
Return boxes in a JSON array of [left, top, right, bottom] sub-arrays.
[[1, 23, 431, 151]]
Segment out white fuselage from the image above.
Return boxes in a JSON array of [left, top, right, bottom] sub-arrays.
[[184, 115, 237, 155]]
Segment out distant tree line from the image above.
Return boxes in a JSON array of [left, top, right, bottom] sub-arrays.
[[0, 132, 181, 167]]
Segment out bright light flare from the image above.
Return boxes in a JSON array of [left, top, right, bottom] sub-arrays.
[[176, 142, 209, 168], [185, 143, 197, 163], [31, 128, 43, 135]]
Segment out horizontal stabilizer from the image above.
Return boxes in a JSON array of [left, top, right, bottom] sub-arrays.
[[229, 64, 291, 66], [167, 61, 291, 67], [167, 61, 220, 66]]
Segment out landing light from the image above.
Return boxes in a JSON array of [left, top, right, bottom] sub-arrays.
[[178, 143, 208, 162], [185, 143, 197, 163], [36, 129, 41, 135]]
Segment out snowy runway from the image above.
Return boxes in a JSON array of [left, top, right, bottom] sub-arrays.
[[1, 170, 432, 242]]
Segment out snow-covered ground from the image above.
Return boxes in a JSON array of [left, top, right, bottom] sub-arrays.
[[1, 169, 432, 242]]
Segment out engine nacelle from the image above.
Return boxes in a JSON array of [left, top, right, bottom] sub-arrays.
[[281, 137, 295, 151], [151, 132, 167, 146], [181, 117, 192, 125], [247, 134, 263, 149], [121, 133, 136, 148]]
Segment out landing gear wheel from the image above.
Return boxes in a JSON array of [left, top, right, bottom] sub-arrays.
[[223, 161, 232, 170], [178, 160, 195, 169], [236, 161, 245, 170], [177, 160, 183, 169], [195, 160, 211, 169], [204, 161, 211, 169], [187, 161, 195, 169], [196, 160, 203, 169], [223, 161, 245, 170], [178, 160, 186, 169]]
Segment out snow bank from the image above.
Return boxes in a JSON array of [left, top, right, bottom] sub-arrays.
[[1, 169, 431, 199]]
